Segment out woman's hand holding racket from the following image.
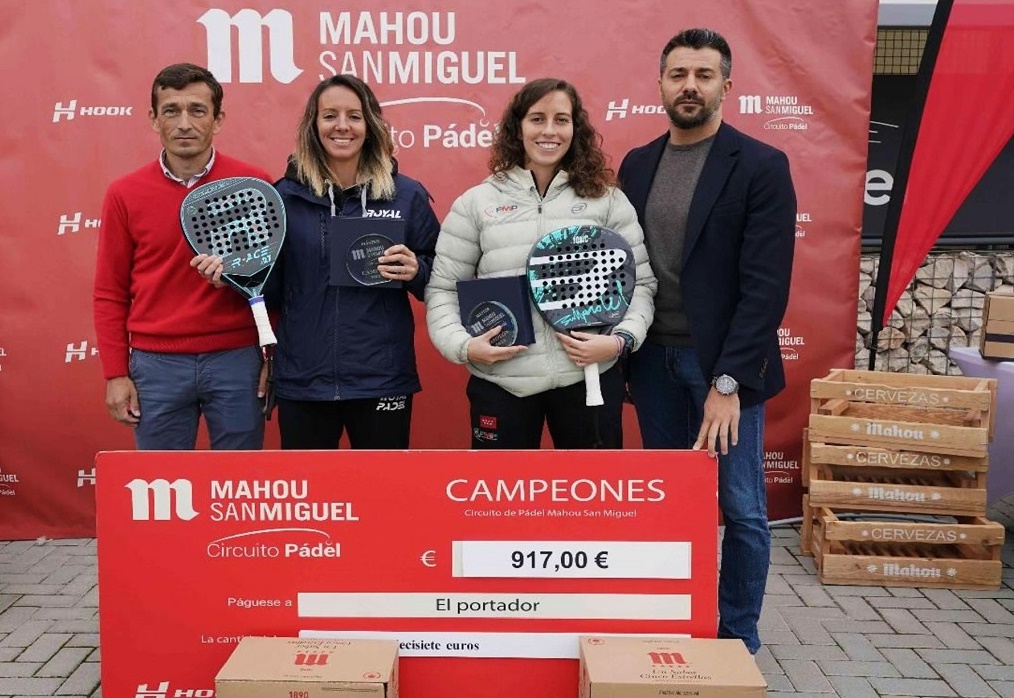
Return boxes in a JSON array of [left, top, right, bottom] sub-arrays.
[[555, 331, 620, 368]]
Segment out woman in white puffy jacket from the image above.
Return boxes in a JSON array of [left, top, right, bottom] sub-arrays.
[[425, 78, 657, 449]]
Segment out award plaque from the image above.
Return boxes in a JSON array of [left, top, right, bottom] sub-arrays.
[[329, 218, 406, 288], [457, 275, 536, 347], [346, 233, 396, 286], [466, 300, 519, 347]]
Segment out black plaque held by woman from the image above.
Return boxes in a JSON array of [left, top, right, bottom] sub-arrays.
[[457, 275, 536, 346], [329, 218, 406, 288]]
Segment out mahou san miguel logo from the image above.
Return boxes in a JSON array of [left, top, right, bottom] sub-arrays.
[[778, 326, 804, 362], [198, 8, 528, 86], [197, 9, 534, 151], [737, 93, 815, 130], [125, 479, 199, 521], [126, 478, 357, 523], [648, 651, 686, 665], [199, 9, 303, 83], [0, 466, 20, 497]]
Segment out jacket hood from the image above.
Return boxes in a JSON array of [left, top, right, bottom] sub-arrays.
[[281, 156, 400, 188], [279, 156, 399, 214]]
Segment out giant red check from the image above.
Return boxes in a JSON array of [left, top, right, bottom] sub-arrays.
[[96, 450, 717, 698]]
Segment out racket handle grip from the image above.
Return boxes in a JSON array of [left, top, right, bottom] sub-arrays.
[[584, 363, 604, 407], [249, 297, 277, 347]]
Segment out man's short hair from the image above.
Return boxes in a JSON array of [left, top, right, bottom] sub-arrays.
[[660, 28, 733, 79], [150, 63, 224, 116]]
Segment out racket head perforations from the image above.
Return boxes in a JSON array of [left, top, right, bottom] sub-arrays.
[[181, 177, 286, 278], [526, 225, 635, 331]]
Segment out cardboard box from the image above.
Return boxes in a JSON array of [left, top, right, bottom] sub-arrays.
[[981, 291, 1014, 360], [579, 636, 766, 697], [216, 637, 398, 698]]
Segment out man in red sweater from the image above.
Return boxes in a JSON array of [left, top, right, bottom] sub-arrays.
[[93, 63, 271, 449]]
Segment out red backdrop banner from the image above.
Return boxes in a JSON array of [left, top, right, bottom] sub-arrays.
[[95, 450, 717, 698], [0, 0, 877, 538], [881, 0, 1014, 324]]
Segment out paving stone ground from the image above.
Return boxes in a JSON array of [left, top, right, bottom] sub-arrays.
[[1, 497, 1012, 698]]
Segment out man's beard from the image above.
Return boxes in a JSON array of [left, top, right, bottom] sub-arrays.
[[665, 95, 720, 130]]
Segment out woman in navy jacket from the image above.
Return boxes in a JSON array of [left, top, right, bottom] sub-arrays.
[[268, 74, 439, 449]]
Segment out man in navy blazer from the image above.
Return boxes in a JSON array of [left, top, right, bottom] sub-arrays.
[[618, 28, 796, 654]]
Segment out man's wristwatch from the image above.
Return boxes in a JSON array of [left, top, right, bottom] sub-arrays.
[[712, 374, 739, 396]]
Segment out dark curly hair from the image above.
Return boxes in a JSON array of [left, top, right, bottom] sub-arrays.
[[488, 78, 612, 199]]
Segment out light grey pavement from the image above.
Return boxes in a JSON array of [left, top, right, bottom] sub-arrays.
[[1, 498, 1012, 698]]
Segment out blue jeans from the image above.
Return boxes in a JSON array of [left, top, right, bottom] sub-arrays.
[[129, 347, 264, 450], [627, 341, 770, 653]]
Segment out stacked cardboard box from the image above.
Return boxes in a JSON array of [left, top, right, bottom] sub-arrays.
[[981, 291, 1014, 360], [216, 637, 398, 697], [801, 369, 1005, 590], [578, 636, 767, 697]]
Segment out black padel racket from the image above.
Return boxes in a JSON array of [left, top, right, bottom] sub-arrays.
[[527, 225, 635, 406], [180, 177, 286, 415]]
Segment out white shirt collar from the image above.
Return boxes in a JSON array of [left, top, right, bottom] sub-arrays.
[[159, 148, 216, 188]]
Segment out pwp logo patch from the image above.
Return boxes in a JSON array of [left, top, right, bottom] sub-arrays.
[[483, 203, 519, 218], [198, 8, 303, 84], [125, 478, 199, 521]]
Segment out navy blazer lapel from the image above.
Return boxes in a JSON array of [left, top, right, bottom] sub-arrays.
[[684, 122, 740, 261], [625, 134, 669, 219]]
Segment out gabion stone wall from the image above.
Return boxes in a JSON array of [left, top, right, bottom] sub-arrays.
[[857, 251, 1014, 374]]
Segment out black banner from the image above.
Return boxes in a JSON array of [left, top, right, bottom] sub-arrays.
[[864, 75, 1013, 245]]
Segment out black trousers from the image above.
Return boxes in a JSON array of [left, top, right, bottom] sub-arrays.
[[277, 395, 413, 449], [465, 365, 624, 449]]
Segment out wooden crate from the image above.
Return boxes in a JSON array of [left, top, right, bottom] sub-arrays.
[[801, 494, 815, 556], [807, 506, 1004, 590], [807, 465, 987, 517], [803, 438, 985, 489], [808, 369, 995, 457]]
